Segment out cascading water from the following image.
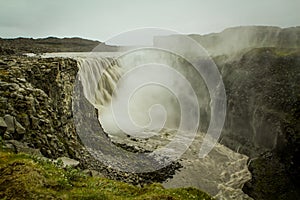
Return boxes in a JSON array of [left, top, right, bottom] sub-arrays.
[[76, 57, 122, 109]]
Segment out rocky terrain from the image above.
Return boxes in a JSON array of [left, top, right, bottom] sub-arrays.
[[0, 37, 118, 55], [0, 56, 79, 158]]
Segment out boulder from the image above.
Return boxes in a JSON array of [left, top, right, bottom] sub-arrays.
[[0, 117, 7, 136], [4, 115, 15, 133], [5, 140, 41, 156], [2, 115, 26, 140], [56, 156, 80, 168], [82, 169, 105, 178], [14, 119, 26, 134]]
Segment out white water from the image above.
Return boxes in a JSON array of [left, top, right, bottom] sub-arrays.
[[42, 52, 253, 199]]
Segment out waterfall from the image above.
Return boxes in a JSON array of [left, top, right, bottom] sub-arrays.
[[77, 57, 122, 109]]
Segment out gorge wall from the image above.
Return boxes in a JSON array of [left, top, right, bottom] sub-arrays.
[[217, 48, 300, 199]]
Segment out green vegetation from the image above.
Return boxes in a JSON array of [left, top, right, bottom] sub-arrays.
[[0, 151, 213, 200], [246, 47, 300, 57], [271, 48, 300, 57]]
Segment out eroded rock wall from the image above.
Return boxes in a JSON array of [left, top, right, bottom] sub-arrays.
[[0, 56, 82, 159]]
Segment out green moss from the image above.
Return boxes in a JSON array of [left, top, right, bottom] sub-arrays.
[[257, 47, 299, 57], [272, 48, 300, 57], [0, 151, 213, 200]]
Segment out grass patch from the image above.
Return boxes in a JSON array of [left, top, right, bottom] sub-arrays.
[[0, 151, 213, 200]]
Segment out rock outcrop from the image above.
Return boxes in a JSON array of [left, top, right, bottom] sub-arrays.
[[0, 117, 7, 135], [0, 56, 80, 158], [215, 48, 300, 200]]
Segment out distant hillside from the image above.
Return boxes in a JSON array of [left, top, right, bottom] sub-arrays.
[[0, 37, 118, 55], [154, 26, 300, 56]]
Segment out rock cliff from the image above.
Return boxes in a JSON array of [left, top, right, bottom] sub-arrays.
[[215, 48, 300, 199]]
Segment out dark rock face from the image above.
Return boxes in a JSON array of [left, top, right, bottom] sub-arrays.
[[0, 117, 7, 136], [219, 48, 300, 156], [215, 48, 300, 199]]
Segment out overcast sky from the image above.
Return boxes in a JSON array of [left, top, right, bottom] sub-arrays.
[[0, 0, 299, 42]]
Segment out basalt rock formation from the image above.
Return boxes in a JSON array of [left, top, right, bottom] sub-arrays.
[[0, 56, 79, 158]]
